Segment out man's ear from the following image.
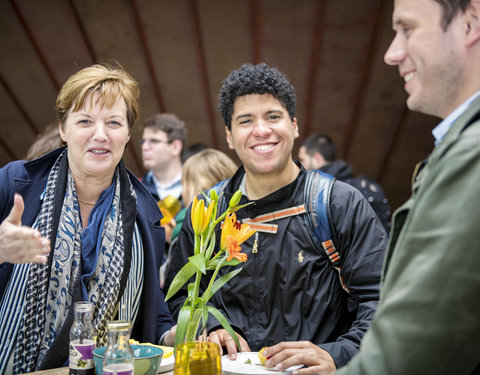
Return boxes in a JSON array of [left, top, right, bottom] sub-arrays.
[[465, 0, 480, 47], [313, 152, 327, 169], [225, 126, 235, 150], [292, 117, 300, 139], [171, 139, 183, 156]]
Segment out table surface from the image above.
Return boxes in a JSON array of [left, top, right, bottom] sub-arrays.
[[29, 367, 174, 375]]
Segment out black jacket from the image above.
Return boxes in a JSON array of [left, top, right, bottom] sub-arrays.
[[165, 163, 387, 368]]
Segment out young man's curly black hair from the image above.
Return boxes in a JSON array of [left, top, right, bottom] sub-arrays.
[[218, 63, 296, 130]]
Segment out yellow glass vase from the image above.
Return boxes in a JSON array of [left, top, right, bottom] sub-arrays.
[[174, 342, 221, 375]]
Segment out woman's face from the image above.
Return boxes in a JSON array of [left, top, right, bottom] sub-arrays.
[[59, 92, 130, 182]]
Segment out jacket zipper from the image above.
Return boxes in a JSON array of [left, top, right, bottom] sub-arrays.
[[252, 232, 259, 253]]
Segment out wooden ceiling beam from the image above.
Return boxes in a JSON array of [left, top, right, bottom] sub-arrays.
[[0, 72, 40, 136], [0, 74, 24, 160], [187, 0, 219, 148], [249, 0, 262, 64], [0, 136, 17, 161], [130, 0, 167, 113], [68, 0, 97, 64], [377, 106, 409, 183], [342, 0, 388, 161], [10, 0, 61, 91], [122, 0, 161, 173], [303, 0, 325, 139]]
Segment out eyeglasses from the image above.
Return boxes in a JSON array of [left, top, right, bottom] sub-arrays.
[[140, 139, 172, 146]]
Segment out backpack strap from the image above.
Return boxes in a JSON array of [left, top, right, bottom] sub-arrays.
[[210, 179, 305, 233], [304, 170, 350, 292], [303, 170, 338, 261]]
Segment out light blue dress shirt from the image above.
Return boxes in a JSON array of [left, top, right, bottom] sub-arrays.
[[432, 91, 480, 146]]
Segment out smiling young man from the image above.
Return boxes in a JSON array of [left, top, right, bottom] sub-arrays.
[[165, 63, 388, 372], [333, 1, 480, 374]]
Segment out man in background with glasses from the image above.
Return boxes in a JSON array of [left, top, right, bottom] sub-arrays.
[[140, 113, 186, 203]]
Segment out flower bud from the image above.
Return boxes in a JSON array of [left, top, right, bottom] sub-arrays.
[[229, 190, 242, 208], [191, 197, 205, 235], [210, 189, 218, 201]]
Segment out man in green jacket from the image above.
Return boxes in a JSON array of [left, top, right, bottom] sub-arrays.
[[262, 0, 480, 374]]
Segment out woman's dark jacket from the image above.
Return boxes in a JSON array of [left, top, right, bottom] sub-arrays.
[[0, 148, 175, 361]]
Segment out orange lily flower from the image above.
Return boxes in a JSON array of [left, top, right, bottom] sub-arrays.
[[225, 236, 248, 262], [220, 213, 256, 250], [191, 196, 215, 235]]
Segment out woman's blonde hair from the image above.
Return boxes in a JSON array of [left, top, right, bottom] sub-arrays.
[[182, 148, 237, 205], [56, 63, 139, 129]]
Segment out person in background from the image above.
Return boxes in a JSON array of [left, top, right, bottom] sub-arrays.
[[0, 64, 175, 373], [165, 63, 388, 372], [298, 133, 391, 231], [269, 0, 480, 373], [160, 148, 237, 287], [141, 113, 186, 245], [181, 142, 208, 163], [25, 122, 62, 160], [141, 113, 186, 203]]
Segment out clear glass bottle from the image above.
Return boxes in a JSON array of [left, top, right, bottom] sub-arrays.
[[103, 321, 134, 375], [69, 301, 96, 375]]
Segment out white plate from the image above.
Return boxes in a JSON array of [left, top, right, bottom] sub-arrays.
[[157, 354, 174, 373], [221, 352, 303, 375], [157, 347, 175, 373]]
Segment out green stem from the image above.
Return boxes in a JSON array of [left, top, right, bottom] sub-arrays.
[[214, 209, 231, 227], [204, 234, 218, 263], [208, 249, 225, 267], [185, 311, 202, 342], [191, 270, 201, 313], [194, 233, 201, 255], [202, 226, 215, 258], [203, 255, 227, 303]]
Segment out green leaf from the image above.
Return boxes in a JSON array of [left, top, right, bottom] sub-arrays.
[[207, 306, 241, 350], [165, 262, 197, 301], [187, 283, 195, 298], [229, 201, 254, 213], [175, 305, 192, 348], [201, 303, 209, 333], [203, 268, 243, 302], [188, 253, 207, 274], [224, 258, 242, 267]]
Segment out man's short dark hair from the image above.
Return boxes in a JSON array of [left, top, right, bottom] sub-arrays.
[[301, 133, 336, 163], [218, 63, 296, 130], [433, 0, 470, 30], [143, 113, 187, 147]]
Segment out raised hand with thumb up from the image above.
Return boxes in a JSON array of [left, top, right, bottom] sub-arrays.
[[0, 193, 51, 265]]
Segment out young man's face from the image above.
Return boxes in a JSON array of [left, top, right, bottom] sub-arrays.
[[225, 93, 299, 177], [384, 0, 465, 118], [141, 128, 176, 171]]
